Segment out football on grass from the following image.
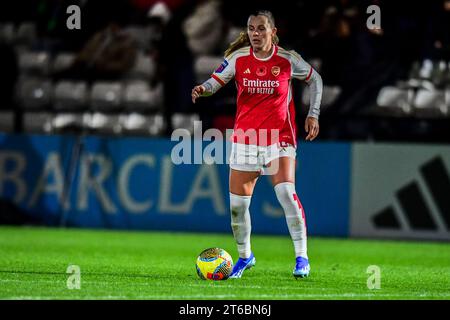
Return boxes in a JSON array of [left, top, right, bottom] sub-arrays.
[[196, 247, 233, 280]]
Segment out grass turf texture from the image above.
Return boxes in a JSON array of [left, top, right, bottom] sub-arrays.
[[0, 226, 449, 300]]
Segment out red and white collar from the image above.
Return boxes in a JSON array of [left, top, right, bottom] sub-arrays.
[[251, 45, 278, 61]]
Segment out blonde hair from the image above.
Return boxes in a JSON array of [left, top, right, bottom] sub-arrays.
[[224, 10, 279, 58]]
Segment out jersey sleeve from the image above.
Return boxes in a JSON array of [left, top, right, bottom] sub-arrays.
[[210, 55, 236, 86], [289, 50, 323, 119], [201, 54, 236, 96], [289, 50, 314, 81]]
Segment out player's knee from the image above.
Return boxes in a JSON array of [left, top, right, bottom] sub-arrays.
[[274, 182, 296, 204]]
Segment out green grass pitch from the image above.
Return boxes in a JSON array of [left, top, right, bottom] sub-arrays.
[[0, 226, 449, 300]]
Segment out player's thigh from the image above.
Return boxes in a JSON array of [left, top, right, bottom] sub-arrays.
[[229, 168, 260, 196], [268, 156, 296, 186]]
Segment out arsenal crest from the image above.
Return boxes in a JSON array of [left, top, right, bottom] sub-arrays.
[[271, 66, 280, 76]]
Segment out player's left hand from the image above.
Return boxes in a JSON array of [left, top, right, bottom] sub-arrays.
[[305, 117, 319, 141]]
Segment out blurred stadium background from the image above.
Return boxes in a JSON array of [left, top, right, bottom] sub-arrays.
[[0, 0, 449, 300]]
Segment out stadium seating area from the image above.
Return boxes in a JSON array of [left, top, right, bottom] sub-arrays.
[[375, 60, 450, 117], [0, 19, 167, 135], [0, 14, 233, 136], [0, 0, 449, 142]]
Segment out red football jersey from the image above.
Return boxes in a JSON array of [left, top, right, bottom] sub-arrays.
[[211, 45, 315, 146]]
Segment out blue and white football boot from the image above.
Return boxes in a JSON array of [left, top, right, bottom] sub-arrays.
[[229, 252, 256, 279], [293, 256, 310, 278]]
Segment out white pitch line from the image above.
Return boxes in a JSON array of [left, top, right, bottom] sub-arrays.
[[3, 293, 450, 300], [0, 279, 263, 288], [1, 279, 449, 296]]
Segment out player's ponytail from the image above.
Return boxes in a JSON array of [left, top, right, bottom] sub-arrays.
[[224, 10, 279, 58], [225, 31, 251, 58]]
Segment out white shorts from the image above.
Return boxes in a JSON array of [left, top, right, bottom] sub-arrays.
[[229, 142, 296, 174]]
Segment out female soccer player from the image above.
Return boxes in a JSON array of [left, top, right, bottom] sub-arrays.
[[191, 10, 322, 278]]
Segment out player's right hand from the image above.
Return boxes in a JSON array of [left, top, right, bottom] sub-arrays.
[[191, 85, 205, 103], [305, 116, 319, 141]]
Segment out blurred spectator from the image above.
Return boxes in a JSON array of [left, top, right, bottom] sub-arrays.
[[130, 0, 185, 12], [54, 22, 137, 82], [147, 1, 173, 25], [423, 0, 450, 61], [129, 0, 185, 25], [157, 0, 197, 134], [306, 0, 361, 86], [0, 42, 18, 110], [183, 0, 227, 56], [29, 0, 134, 52]]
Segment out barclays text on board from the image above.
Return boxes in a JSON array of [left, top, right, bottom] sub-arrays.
[[0, 134, 350, 236]]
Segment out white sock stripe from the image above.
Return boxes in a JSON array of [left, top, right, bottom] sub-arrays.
[[273, 181, 295, 192], [229, 192, 252, 200], [274, 181, 295, 186]]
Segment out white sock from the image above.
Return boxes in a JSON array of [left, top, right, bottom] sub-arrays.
[[229, 193, 252, 259], [274, 182, 308, 259]]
